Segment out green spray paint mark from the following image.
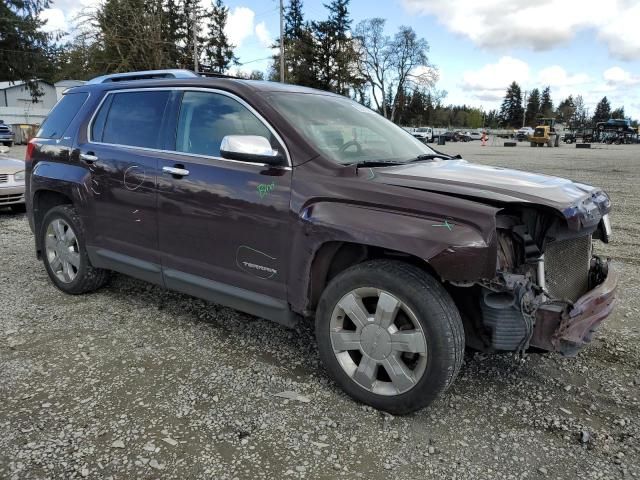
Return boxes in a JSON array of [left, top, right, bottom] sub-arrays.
[[431, 219, 454, 231], [257, 182, 276, 198]]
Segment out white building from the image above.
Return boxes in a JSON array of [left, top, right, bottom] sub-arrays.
[[0, 80, 57, 129], [55, 80, 86, 101]]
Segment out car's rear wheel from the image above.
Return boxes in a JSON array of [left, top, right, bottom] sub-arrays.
[[41, 205, 110, 294], [315, 260, 464, 414]]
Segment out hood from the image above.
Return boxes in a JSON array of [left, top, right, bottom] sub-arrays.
[[0, 157, 25, 175], [372, 159, 610, 229]]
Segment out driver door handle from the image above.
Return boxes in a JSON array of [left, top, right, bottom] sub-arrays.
[[80, 152, 98, 164], [162, 166, 190, 177]]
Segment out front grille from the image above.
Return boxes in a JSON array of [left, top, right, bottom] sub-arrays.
[[544, 235, 592, 302], [0, 174, 8, 183], [0, 193, 23, 204]]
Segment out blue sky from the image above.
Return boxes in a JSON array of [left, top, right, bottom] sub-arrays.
[[42, 0, 640, 119]]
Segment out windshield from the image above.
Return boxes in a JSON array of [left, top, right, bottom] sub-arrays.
[[267, 92, 436, 165], [416, 128, 430, 132]]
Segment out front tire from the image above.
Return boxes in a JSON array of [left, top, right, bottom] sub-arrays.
[[315, 260, 464, 414], [41, 205, 110, 294]]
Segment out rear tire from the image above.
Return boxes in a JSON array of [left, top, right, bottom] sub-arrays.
[[315, 260, 464, 415], [40, 205, 110, 294]]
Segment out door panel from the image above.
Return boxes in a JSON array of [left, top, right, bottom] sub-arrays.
[[157, 90, 292, 301], [158, 155, 291, 300], [79, 90, 170, 275]]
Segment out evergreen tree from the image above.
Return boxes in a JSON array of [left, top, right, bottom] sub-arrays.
[[593, 96, 611, 123], [271, 0, 317, 86], [1, 0, 55, 97], [325, 0, 359, 95], [163, 0, 186, 67], [285, 0, 304, 38], [524, 88, 540, 126], [540, 86, 553, 117], [499, 81, 524, 127], [205, 0, 238, 73], [610, 106, 625, 119], [556, 95, 576, 124]]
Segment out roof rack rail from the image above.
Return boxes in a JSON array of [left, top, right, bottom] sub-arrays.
[[87, 69, 200, 84], [197, 71, 242, 80]]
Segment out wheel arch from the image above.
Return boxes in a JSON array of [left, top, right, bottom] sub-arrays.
[[288, 201, 499, 316], [32, 189, 74, 258], [29, 162, 92, 257]]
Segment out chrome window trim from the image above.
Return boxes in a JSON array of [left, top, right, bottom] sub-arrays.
[[86, 86, 292, 168]]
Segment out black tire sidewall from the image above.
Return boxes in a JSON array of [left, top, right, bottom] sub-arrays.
[[40, 206, 91, 294], [316, 261, 462, 414]]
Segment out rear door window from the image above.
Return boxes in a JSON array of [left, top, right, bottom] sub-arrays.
[[37, 92, 89, 139], [97, 90, 170, 149]]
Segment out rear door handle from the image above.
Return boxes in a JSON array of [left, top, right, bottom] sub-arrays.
[[80, 152, 98, 164], [162, 166, 190, 177]]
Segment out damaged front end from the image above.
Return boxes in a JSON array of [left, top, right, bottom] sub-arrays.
[[454, 193, 617, 357]]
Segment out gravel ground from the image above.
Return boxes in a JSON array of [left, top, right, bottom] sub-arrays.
[[1, 141, 639, 479]]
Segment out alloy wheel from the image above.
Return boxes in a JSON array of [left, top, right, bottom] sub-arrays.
[[329, 287, 428, 396], [45, 218, 80, 283]]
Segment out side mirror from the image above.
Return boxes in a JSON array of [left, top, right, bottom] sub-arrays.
[[220, 135, 284, 165]]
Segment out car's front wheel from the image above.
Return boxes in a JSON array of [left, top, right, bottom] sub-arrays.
[[41, 205, 110, 294], [316, 260, 464, 414]]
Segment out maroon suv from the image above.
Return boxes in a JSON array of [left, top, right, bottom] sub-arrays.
[[25, 70, 616, 414]]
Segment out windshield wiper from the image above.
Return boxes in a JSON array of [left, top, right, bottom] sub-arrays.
[[350, 160, 406, 169], [408, 153, 450, 162]]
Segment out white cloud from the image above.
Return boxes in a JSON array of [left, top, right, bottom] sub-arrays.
[[537, 66, 590, 87], [225, 7, 255, 48], [255, 22, 272, 48], [402, 0, 640, 60], [40, 0, 101, 33], [462, 56, 530, 92], [603, 66, 640, 86], [40, 8, 67, 33], [597, 3, 640, 61]]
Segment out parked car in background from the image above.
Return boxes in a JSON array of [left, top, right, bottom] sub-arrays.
[[26, 69, 617, 414], [0, 121, 15, 147], [443, 131, 470, 142], [464, 131, 482, 141], [0, 156, 26, 212], [402, 127, 434, 143], [515, 127, 534, 142], [412, 127, 433, 143]]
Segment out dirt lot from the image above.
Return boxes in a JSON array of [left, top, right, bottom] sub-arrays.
[[1, 141, 638, 479]]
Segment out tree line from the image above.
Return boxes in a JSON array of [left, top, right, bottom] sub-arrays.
[[499, 81, 634, 129]]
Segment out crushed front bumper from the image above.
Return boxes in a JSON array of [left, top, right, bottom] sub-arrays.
[[530, 260, 617, 356]]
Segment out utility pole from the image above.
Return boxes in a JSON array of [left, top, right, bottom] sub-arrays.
[[192, 6, 199, 73], [522, 90, 528, 128], [279, 0, 285, 83]]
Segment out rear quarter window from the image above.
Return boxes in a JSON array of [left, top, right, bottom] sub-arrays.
[[37, 92, 89, 139]]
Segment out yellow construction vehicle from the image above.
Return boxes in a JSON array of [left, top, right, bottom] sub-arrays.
[[528, 118, 560, 147]]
